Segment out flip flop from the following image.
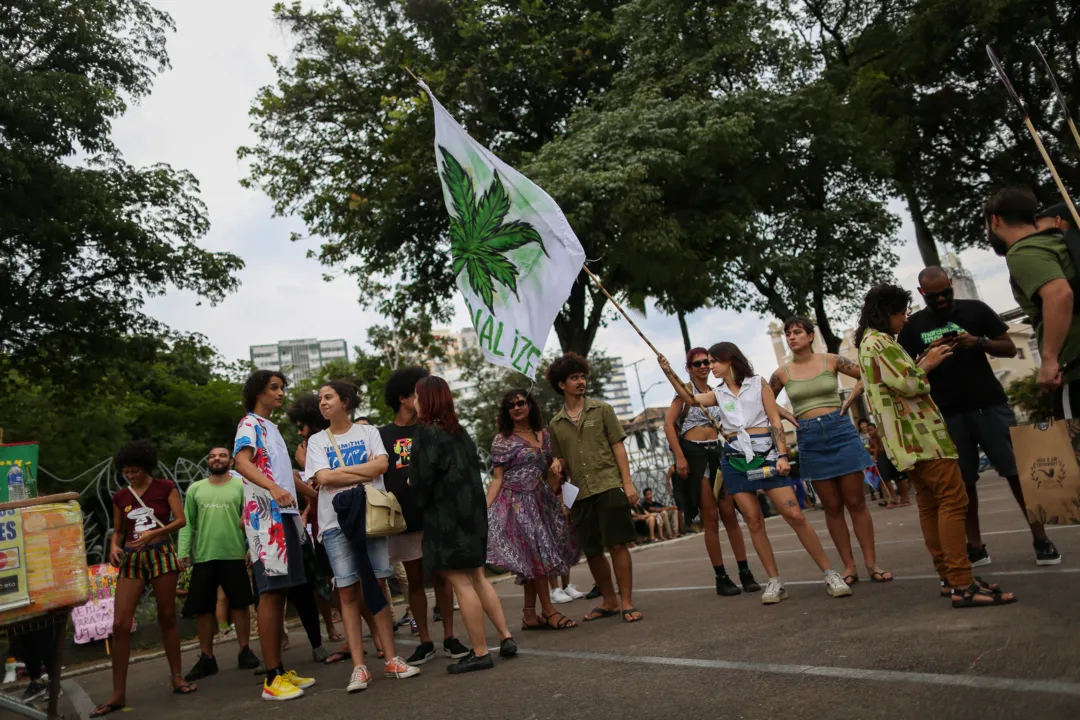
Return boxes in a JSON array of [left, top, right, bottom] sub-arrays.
[[843, 574, 860, 586], [327, 631, 345, 642], [172, 678, 197, 695], [90, 703, 126, 717], [621, 607, 643, 623], [869, 570, 893, 583], [323, 650, 350, 665], [582, 607, 620, 622]]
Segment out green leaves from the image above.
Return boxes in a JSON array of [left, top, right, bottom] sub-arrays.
[[439, 146, 545, 312]]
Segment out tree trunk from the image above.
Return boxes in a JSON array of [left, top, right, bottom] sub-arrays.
[[553, 272, 607, 357], [677, 310, 692, 354], [812, 289, 842, 354], [901, 181, 941, 267]]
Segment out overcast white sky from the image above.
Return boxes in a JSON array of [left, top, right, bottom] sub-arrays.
[[118, 0, 1018, 414]]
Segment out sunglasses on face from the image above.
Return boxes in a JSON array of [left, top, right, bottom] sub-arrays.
[[690, 360, 710, 368], [507, 399, 529, 409], [924, 288, 953, 303]]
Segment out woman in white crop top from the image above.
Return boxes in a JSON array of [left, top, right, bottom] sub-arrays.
[[660, 342, 855, 604]]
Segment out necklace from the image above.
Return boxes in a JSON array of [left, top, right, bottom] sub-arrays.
[[564, 404, 584, 421]]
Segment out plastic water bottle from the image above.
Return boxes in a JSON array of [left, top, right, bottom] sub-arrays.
[[746, 465, 776, 482], [6, 466, 25, 502]]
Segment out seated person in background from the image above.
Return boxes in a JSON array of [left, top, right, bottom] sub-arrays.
[[631, 502, 661, 543], [640, 488, 679, 539]]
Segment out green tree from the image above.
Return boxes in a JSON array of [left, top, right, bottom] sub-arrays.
[[0, 0, 243, 375]]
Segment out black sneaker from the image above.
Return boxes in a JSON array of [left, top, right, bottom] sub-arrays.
[[237, 645, 261, 670], [499, 637, 518, 658], [23, 680, 48, 702], [968, 544, 991, 568], [184, 653, 219, 682], [433, 606, 443, 623], [585, 584, 602, 600], [716, 574, 742, 597], [443, 636, 469, 659], [1035, 537, 1062, 566], [739, 569, 762, 593], [446, 650, 494, 674], [407, 641, 436, 666]]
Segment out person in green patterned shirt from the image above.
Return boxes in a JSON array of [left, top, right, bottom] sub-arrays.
[[856, 284, 1017, 609]]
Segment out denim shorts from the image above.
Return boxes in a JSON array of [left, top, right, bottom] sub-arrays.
[[796, 410, 872, 482], [367, 536, 392, 579], [320, 528, 388, 615]]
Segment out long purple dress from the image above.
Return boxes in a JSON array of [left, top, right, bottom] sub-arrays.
[[487, 431, 579, 584]]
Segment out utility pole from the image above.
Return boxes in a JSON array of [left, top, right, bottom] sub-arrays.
[[626, 358, 649, 416]]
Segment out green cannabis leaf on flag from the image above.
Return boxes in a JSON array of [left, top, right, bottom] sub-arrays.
[[439, 145, 547, 313]]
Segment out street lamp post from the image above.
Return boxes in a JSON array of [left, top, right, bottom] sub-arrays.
[[626, 358, 667, 447]]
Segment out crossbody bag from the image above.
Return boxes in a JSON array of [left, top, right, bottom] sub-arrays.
[[326, 430, 407, 537]]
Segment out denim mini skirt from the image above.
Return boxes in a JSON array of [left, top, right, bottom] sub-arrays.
[[719, 436, 790, 495], [796, 410, 872, 482]]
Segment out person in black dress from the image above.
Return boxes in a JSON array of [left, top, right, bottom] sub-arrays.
[[409, 376, 517, 674]]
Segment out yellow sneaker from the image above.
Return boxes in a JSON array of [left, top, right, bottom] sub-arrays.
[[262, 673, 304, 701], [282, 670, 316, 690]]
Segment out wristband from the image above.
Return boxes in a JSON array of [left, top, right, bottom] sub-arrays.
[[979, 337, 991, 352], [777, 453, 789, 460]]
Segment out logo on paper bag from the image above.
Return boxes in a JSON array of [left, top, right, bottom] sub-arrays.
[[1030, 457, 1066, 489]]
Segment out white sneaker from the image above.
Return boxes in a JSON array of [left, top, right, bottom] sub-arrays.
[[563, 583, 586, 600], [761, 577, 787, 605], [550, 588, 573, 604], [825, 570, 853, 598], [347, 665, 371, 693]]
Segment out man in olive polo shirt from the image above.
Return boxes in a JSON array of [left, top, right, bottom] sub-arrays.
[[547, 352, 643, 623], [986, 186, 1080, 417]]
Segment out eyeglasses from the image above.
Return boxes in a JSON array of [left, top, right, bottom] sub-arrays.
[[923, 288, 954, 303], [690, 360, 710, 368], [507, 399, 529, 409]]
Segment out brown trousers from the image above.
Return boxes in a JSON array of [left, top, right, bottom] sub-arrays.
[[905, 458, 974, 588]]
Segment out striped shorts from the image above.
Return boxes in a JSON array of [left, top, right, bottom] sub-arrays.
[[120, 541, 180, 581]]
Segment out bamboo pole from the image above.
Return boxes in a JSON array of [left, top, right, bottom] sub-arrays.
[[1034, 44, 1080, 159], [580, 266, 724, 433]]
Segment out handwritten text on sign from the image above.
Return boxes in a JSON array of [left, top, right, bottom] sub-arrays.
[[71, 564, 135, 644]]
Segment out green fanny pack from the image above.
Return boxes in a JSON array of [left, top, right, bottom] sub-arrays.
[[727, 455, 766, 473]]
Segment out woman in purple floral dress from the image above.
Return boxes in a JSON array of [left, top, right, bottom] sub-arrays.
[[486, 389, 578, 631]]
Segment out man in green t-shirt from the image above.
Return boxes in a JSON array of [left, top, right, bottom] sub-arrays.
[[987, 186, 1080, 418], [547, 353, 642, 624], [180, 447, 261, 680]]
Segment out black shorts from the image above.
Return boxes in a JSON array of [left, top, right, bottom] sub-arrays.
[[182, 559, 253, 617], [942, 404, 1018, 486], [1053, 381, 1080, 420], [570, 487, 636, 557]]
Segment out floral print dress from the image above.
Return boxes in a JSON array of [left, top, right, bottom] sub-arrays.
[[487, 431, 579, 584]]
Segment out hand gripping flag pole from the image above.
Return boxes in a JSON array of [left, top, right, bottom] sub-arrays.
[[987, 45, 1080, 231]]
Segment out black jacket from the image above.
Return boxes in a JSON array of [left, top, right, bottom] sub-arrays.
[[331, 485, 388, 615]]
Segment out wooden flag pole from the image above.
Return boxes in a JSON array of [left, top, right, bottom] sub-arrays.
[[581, 266, 723, 433], [1034, 44, 1080, 158], [988, 45, 1080, 231]]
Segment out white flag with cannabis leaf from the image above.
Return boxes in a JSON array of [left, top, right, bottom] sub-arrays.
[[420, 81, 586, 378]]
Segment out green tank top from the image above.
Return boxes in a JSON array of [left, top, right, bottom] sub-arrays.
[[784, 356, 841, 417]]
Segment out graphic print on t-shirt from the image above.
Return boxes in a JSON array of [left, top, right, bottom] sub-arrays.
[[127, 506, 156, 538], [393, 438, 412, 470], [919, 321, 967, 345], [328, 438, 370, 469]]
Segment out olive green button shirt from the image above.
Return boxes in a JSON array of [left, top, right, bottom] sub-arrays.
[[548, 398, 627, 501]]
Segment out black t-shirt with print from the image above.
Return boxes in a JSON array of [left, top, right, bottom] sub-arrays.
[[641, 499, 665, 512], [378, 422, 422, 533], [897, 299, 1010, 415]]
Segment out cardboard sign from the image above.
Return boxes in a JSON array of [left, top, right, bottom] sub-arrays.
[[71, 564, 136, 644], [1010, 421, 1080, 525], [0, 508, 29, 612]]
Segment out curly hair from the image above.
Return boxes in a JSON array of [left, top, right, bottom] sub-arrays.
[[497, 388, 542, 436], [855, 284, 911, 347], [546, 352, 590, 396], [114, 439, 158, 475], [286, 392, 330, 434], [242, 370, 289, 412], [384, 366, 431, 413], [707, 342, 754, 386]]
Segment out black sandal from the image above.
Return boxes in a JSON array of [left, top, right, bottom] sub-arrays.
[[90, 703, 126, 717], [522, 616, 550, 631], [843, 574, 859, 586], [940, 576, 1002, 598], [323, 650, 350, 664], [583, 607, 619, 622], [951, 582, 1016, 609], [171, 675, 197, 695], [869, 569, 893, 583], [621, 607, 644, 623], [541, 612, 577, 630]]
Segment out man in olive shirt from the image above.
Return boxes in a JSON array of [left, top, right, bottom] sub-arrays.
[[986, 186, 1080, 417], [547, 353, 642, 624]]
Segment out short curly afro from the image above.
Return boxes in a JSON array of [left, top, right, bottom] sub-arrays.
[[546, 352, 590, 396], [114, 439, 159, 475]]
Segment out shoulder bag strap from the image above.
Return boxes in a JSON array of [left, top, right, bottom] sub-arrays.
[[129, 482, 169, 530], [326, 430, 347, 467]]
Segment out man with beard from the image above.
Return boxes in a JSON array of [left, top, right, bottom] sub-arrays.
[[899, 264, 1061, 568], [180, 447, 261, 681]]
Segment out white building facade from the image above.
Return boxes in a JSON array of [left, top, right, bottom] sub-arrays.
[[249, 338, 349, 383]]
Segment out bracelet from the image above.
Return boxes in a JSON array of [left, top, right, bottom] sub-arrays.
[[777, 453, 789, 460]]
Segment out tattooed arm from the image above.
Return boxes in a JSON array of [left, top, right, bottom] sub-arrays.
[[839, 381, 864, 416], [832, 353, 862, 380], [769, 368, 800, 427], [761, 381, 791, 476]]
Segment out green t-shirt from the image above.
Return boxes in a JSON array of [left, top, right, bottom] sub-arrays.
[[548, 398, 628, 500], [177, 476, 247, 564], [1006, 230, 1080, 383]]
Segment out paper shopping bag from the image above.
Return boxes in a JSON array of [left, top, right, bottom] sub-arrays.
[[1010, 420, 1080, 525]]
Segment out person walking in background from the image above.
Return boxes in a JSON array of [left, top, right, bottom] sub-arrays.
[[180, 446, 261, 682], [379, 366, 469, 665], [662, 347, 758, 596], [659, 344, 852, 604], [487, 389, 577, 631], [306, 381, 419, 693], [899, 263, 1060, 567], [770, 317, 892, 587], [91, 441, 194, 717], [548, 353, 644, 623], [410, 376, 517, 673], [233, 370, 315, 702], [856, 283, 1017, 609]]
